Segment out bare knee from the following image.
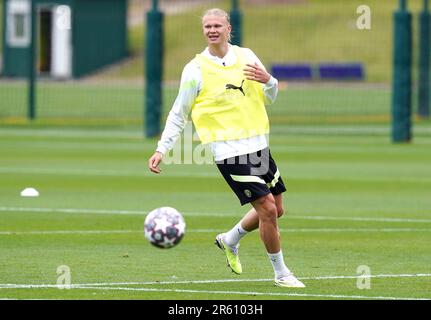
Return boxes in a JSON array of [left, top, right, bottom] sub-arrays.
[[253, 195, 277, 221]]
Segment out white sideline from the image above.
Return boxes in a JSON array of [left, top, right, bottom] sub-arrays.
[[57, 286, 431, 300], [0, 230, 138, 235], [1, 206, 431, 223], [1, 273, 431, 300], [59, 273, 431, 286], [1, 273, 431, 288], [1, 228, 431, 236]]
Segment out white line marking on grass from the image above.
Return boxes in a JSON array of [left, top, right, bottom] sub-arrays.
[[2, 228, 431, 236], [0, 207, 149, 215], [1, 273, 430, 288], [72, 273, 431, 287], [280, 228, 431, 233], [71, 286, 431, 300], [2, 206, 431, 223], [289, 215, 431, 223], [0, 284, 58, 289], [0, 230, 138, 235], [302, 273, 431, 280], [0, 284, 428, 300]]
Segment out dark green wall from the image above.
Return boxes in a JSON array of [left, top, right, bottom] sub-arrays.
[[1, 0, 7, 76], [2, 0, 127, 78], [2, 0, 74, 77], [2, 0, 32, 77], [72, 0, 127, 78]]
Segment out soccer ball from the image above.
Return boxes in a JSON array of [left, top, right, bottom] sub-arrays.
[[144, 207, 186, 249]]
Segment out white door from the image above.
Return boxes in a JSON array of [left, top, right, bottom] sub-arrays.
[[51, 5, 72, 78], [7, 0, 31, 47]]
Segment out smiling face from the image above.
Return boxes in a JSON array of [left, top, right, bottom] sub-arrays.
[[202, 14, 232, 46]]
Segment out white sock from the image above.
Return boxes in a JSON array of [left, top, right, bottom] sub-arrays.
[[223, 222, 248, 248], [267, 251, 291, 279]]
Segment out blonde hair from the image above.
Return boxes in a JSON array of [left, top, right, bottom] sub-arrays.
[[202, 8, 231, 24], [202, 8, 232, 43]]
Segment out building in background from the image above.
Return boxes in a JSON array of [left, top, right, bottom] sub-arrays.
[[1, 0, 128, 79]]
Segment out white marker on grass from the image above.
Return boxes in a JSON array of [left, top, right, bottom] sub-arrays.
[[20, 188, 39, 197]]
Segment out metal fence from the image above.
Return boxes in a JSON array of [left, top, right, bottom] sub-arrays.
[[0, 0, 429, 137]]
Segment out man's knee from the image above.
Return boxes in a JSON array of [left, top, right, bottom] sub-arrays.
[[254, 194, 277, 219]]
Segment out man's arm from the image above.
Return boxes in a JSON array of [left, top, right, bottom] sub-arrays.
[[148, 61, 200, 174]]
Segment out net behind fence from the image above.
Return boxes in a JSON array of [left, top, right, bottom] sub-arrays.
[[0, 0, 429, 137]]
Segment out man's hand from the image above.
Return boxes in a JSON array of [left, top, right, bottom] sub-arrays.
[[244, 62, 271, 84], [148, 151, 163, 174]]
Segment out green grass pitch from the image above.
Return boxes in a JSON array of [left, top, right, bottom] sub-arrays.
[[0, 82, 392, 125], [0, 124, 430, 300]]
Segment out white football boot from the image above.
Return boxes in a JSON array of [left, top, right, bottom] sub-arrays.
[[274, 274, 306, 288]]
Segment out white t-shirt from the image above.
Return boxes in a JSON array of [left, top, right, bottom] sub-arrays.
[[156, 44, 278, 161]]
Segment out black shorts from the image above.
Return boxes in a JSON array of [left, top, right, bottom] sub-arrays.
[[216, 148, 287, 206]]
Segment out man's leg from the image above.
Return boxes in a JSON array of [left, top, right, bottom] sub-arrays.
[[251, 193, 305, 288], [223, 193, 284, 247], [251, 193, 280, 253], [242, 193, 284, 230], [216, 193, 304, 286]]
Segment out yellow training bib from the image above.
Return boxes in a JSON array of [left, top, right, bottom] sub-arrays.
[[191, 46, 269, 144]]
